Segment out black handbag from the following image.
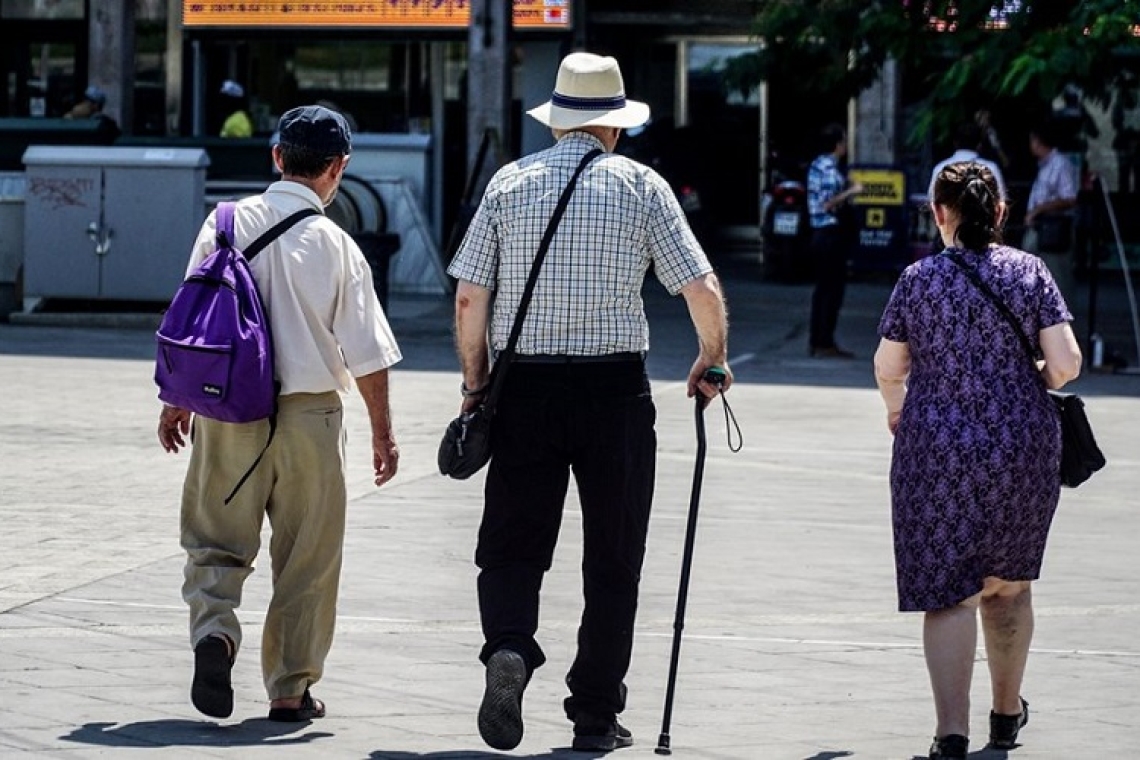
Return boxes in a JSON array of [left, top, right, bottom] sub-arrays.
[[946, 253, 1105, 487], [436, 402, 496, 481], [438, 148, 602, 480], [1049, 391, 1105, 487]]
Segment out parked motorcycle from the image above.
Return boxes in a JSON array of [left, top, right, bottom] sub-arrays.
[[760, 178, 811, 281]]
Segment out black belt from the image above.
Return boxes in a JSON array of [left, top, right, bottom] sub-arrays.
[[508, 352, 644, 365]]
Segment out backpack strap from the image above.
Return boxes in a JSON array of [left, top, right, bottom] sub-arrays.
[[212, 202, 319, 259], [215, 201, 236, 248], [242, 208, 321, 261]]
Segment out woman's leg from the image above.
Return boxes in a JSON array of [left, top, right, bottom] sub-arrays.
[[924, 594, 980, 738], [980, 578, 1034, 715]]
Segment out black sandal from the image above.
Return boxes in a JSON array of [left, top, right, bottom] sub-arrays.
[[989, 696, 1029, 749], [267, 688, 326, 722], [929, 734, 968, 759], [191, 635, 234, 719]]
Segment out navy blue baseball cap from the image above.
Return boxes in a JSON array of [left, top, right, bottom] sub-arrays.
[[276, 105, 352, 157]]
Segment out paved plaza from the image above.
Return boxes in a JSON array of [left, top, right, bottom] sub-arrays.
[[1, 257, 1138, 759]]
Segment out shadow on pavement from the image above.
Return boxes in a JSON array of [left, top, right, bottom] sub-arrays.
[[802, 752, 854, 759], [369, 749, 605, 759], [60, 718, 334, 747], [908, 746, 1009, 759]]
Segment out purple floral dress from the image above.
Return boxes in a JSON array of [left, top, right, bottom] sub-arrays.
[[878, 246, 1073, 612]]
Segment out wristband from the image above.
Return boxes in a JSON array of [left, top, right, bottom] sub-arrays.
[[461, 382, 488, 398]]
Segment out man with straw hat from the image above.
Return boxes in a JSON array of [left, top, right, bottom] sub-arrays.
[[448, 51, 732, 753]]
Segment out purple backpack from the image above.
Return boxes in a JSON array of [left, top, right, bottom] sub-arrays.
[[155, 201, 317, 423]]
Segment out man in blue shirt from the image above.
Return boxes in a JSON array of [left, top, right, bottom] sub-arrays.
[[807, 123, 863, 358]]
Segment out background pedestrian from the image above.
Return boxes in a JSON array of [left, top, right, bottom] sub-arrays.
[[219, 80, 253, 138], [63, 84, 120, 138], [1024, 120, 1080, 302], [807, 122, 862, 358]]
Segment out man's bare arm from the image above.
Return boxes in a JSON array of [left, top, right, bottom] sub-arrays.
[[356, 369, 398, 486], [454, 280, 494, 412], [679, 272, 733, 400]]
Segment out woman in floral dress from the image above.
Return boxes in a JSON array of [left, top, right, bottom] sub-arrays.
[[873, 162, 1083, 759]]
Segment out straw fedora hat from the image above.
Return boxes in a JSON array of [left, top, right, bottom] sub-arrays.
[[527, 52, 650, 130]]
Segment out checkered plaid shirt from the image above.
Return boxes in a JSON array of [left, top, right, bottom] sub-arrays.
[[807, 152, 845, 229], [1027, 148, 1078, 212], [448, 131, 712, 355]]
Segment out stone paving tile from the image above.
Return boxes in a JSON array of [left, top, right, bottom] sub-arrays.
[[1, 273, 1138, 759]]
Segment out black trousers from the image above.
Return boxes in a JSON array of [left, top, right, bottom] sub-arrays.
[[808, 224, 849, 350], [475, 359, 656, 721]]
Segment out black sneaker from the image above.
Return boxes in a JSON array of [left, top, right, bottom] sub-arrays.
[[478, 649, 528, 750], [572, 717, 633, 752], [989, 697, 1029, 749], [191, 635, 234, 719], [928, 733, 968, 759]]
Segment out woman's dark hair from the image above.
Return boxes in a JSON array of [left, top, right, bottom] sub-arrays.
[[277, 144, 339, 179], [932, 161, 1004, 252], [819, 122, 846, 153]]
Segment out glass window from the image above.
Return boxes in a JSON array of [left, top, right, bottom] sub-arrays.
[[29, 42, 76, 117], [294, 44, 393, 92], [136, 0, 165, 21], [687, 44, 761, 108], [133, 18, 166, 134], [252, 41, 436, 133], [684, 42, 762, 226], [443, 42, 466, 101], [1, 0, 83, 19]]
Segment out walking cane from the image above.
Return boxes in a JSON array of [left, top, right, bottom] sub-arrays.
[[656, 367, 727, 756]]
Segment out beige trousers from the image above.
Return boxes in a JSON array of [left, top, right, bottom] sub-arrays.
[[180, 391, 346, 700]]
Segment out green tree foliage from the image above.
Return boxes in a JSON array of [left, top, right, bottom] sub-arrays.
[[748, 0, 1140, 139]]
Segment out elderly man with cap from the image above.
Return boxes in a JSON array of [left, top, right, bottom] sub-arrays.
[[158, 104, 402, 722], [449, 52, 732, 752]]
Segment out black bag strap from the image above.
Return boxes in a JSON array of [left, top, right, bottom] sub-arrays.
[[222, 414, 276, 505], [944, 252, 1041, 366], [482, 148, 603, 413], [242, 208, 322, 260]]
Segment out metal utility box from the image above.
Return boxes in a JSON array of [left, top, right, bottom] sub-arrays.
[[21, 146, 208, 306]]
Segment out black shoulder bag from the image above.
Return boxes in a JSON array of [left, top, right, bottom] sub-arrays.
[[945, 253, 1105, 488], [438, 148, 603, 480]]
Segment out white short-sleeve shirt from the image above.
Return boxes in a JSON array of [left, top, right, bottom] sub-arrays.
[[185, 181, 402, 395]]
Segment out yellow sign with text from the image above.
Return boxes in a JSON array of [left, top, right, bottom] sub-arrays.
[[182, 0, 570, 29], [848, 168, 906, 207]]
